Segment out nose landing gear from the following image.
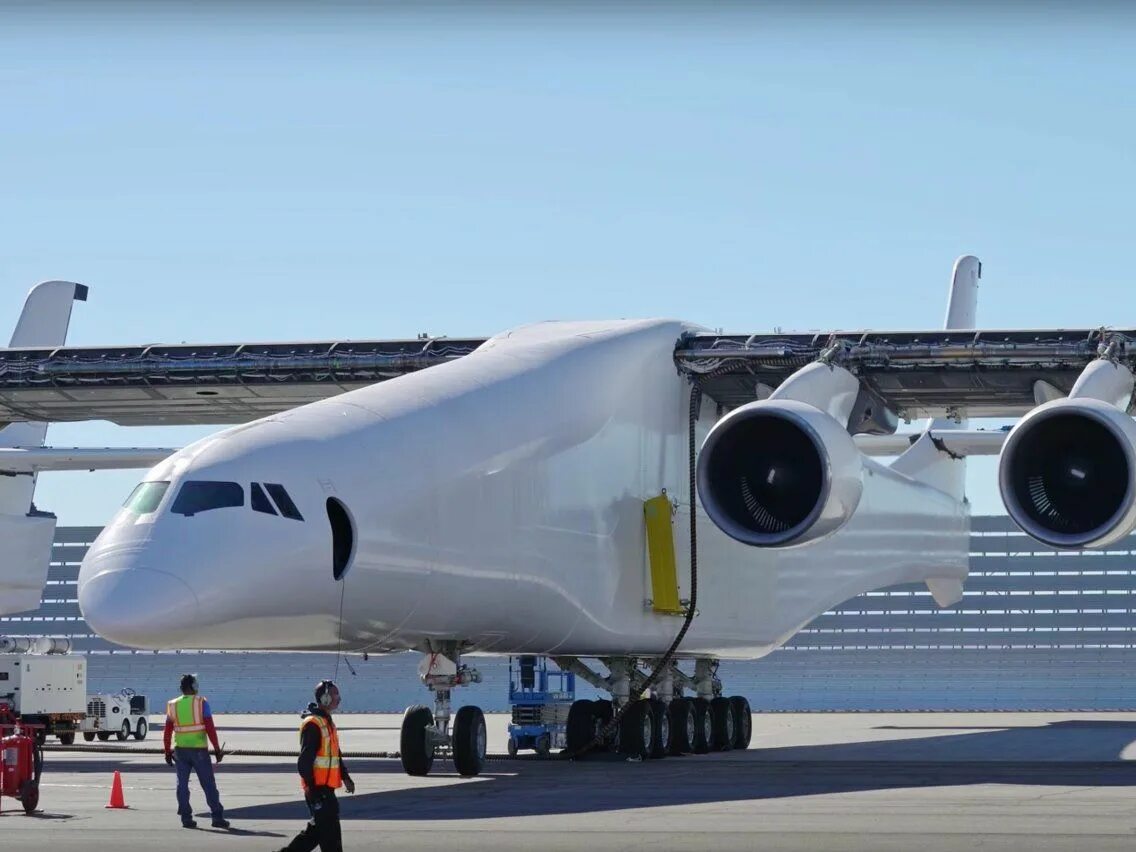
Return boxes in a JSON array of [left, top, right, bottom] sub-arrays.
[[400, 644, 485, 777]]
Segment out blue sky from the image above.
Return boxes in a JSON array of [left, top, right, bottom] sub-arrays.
[[2, 4, 1134, 523]]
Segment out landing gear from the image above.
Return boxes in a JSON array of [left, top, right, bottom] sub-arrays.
[[730, 695, 752, 750], [691, 697, 712, 754], [550, 655, 753, 760], [668, 697, 695, 755], [399, 643, 484, 777], [648, 698, 671, 759], [618, 699, 653, 760], [400, 705, 435, 776], [710, 696, 735, 751], [452, 705, 487, 777]]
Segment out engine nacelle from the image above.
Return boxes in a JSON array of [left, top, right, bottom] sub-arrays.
[[697, 399, 864, 547], [998, 398, 1136, 549]]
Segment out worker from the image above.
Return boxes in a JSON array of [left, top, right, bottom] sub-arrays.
[[163, 673, 230, 830], [278, 680, 355, 852]]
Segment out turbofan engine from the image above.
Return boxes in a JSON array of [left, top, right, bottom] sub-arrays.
[[999, 398, 1136, 549], [697, 399, 864, 547]]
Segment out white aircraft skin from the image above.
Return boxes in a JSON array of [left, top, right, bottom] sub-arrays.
[[77, 315, 969, 660]]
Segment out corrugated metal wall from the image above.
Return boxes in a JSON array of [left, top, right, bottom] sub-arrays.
[[5, 520, 1136, 711]]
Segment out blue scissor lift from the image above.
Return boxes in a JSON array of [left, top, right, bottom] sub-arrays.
[[507, 656, 576, 756]]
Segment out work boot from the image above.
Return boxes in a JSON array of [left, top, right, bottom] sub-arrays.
[[181, 818, 198, 829], [211, 818, 231, 829]]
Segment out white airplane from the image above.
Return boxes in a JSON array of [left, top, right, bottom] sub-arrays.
[[3, 257, 1133, 777]]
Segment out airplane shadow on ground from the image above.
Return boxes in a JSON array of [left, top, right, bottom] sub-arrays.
[[221, 720, 1136, 822]]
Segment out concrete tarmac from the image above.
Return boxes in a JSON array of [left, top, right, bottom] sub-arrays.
[[7, 712, 1136, 852]]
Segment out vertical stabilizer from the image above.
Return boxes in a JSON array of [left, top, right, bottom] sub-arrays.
[[0, 281, 87, 614], [891, 256, 980, 502]]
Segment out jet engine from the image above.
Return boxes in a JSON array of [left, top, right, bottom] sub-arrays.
[[999, 398, 1136, 549], [697, 399, 864, 547]]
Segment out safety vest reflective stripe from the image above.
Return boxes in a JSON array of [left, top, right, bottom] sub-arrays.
[[313, 756, 341, 769]]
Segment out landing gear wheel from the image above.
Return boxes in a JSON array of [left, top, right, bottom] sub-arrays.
[[19, 780, 39, 814], [729, 696, 752, 750], [400, 704, 436, 776], [592, 699, 614, 751], [668, 698, 695, 755], [452, 705, 487, 777], [58, 732, 75, 745], [535, 733, 551, 756], [648, 698, 670, 759], [97, 732, 111, 742], [566, 699, 596, 755], [691, 698, 712, 754], [117, 720, 131, 742], [710, 696, 735, 751], [619, 699, 653, 759], [135, 718, 149, 741], [83, 732, 95, 742]]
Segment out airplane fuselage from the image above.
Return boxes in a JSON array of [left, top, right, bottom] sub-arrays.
[[78, 319, 968, 659]]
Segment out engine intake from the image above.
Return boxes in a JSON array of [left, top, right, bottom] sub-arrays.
[[697, 400, 864, 547], [999, 399, 1136, 549]]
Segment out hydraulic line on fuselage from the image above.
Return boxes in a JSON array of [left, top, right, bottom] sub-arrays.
[[562, 383, 703, 760]]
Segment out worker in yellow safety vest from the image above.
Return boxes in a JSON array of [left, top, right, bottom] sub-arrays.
[[277, 680, 355, 852], [163, 673, 230, 830]]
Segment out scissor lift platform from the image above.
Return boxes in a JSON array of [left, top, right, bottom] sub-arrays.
[[507, 656, 575, 756]]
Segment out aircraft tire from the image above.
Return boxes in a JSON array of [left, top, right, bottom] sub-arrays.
[[566, 699, 597, 755], [729, 696, 752, 750], [691, 698, 712, 754], [400, 704, 436, 776], [668, 698, 695, 755], [619, 699, 653, 760], [453, 705, 487, 777], [592, 699, 614, 751], [648, 698, 670, 759], [710, 696, 735, 751]]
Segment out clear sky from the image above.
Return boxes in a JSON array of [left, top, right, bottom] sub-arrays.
[[2, 3, 1134, 524]]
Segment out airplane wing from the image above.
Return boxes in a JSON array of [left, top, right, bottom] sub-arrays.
[[0, 337, 486, 425], [675, 327, 1129, 423], [0, 446, 176, 474], [0, 327, 1126, 427]]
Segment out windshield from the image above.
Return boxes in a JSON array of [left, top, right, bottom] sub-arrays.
[[122, 481, 170, 514], [170, 481, 244, 516]]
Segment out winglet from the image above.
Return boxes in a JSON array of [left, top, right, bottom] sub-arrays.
[[943, 256, 980, 331], [9, 280, 87, 348]]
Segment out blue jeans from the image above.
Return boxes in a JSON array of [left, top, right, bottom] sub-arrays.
[[174, 747, 224, 821]]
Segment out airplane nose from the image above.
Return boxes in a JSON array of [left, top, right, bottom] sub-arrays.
[[79, 565, 201, 649]]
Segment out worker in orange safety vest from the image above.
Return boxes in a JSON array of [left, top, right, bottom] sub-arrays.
[[277, 680, 355, 852]]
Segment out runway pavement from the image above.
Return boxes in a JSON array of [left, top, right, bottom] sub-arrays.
[[6, 712, 1136, 852]]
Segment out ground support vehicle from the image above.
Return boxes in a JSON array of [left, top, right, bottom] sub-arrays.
[[506, 656, 576, 756], [81, 689, 150, 742], [0, 654, 86, 745]]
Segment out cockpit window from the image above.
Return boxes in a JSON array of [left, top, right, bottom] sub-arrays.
[[122, 481, 170, 514], [171, 481, 244, 517], [264, 483, 304, 521], [250, 483, 277, 516]]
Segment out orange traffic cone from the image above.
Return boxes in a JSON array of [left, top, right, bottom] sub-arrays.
[[106, 770, 128, 809]]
